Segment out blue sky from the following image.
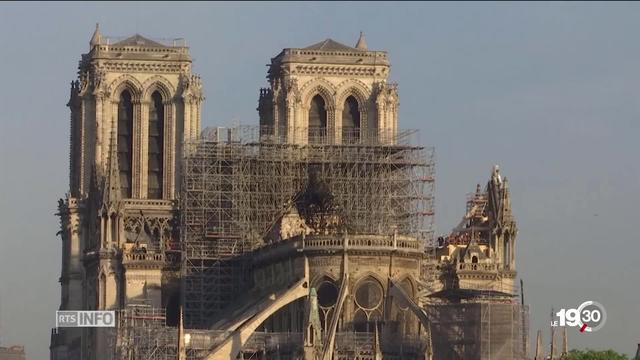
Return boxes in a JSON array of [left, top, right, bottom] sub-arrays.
[[0, 2, 638, 358]]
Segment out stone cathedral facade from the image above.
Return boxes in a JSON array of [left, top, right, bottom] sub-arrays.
[[51, 26, 527, 360], [51, 25, 203, 359]]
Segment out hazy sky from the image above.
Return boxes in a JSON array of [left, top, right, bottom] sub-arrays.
[[1, 2, 639, 358]]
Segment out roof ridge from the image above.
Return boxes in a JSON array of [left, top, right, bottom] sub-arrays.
[[303, 38, 361, 52], [113, 34, 168, 48]]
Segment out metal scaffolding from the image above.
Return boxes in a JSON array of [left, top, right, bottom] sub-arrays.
[[109, 304, 177, 360], [426, 302, 530, 360], [181, 125, 435, 328]]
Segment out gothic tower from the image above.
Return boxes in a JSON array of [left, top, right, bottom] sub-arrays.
[[51, 25, 203, 360], [487, 165, 518, 272], [435, 165, 519, 294], [258, 32, 399, 145]]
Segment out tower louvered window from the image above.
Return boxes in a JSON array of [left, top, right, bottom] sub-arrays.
[[342, 95, 360, 143], [148, 91, 164, 199], [117, 90, 133, 198], [308, 95, 327, 143]]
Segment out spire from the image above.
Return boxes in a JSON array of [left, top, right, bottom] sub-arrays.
[[534, 330, 543, 360], [355, 31, 368, 50], [103, 123, 121, 207], [303, 287, 322, 359], [373, 321, 382, 360], [90, 23, 102, 48], [561, 326, 568, 357], [304, 287, 322, 347]]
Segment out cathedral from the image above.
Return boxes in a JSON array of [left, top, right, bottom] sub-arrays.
[[50, 26, 528, 360]]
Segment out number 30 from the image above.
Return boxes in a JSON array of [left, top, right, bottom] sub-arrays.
[[582, 309, 601, 323]]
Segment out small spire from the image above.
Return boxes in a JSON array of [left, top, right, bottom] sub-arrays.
[[304, 287, 322, 348], [103, 122, 121, 207], [355, 31, 368, 50], [534, 330, 543, 360], [90, 23, 102, 47], [373, 320, 382, 360]]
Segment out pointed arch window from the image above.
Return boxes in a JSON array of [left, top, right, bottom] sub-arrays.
[[342, 95, 361, 143], [308, 95, 327, 144], [148, 91, 164, 199], [117, 90, 133, 198]]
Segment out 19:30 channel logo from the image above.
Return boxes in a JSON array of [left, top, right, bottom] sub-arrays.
[[552, 301, 607, 333]]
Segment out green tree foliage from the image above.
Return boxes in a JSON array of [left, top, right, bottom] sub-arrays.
[[564, 349, 628, 360]]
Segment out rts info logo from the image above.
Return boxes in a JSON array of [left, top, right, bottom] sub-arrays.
[[56, 311, 116, 328]]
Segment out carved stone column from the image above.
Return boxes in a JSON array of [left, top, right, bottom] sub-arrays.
[[80, 97, 91, 195], [188, 98, 195, 140], [110, 99, 119, 168], [376, 100, 386, 144], [105, 215, 111, 249], [326, 105, 336, 145], [95, 95, 104, 169], [298, 104, 307, 145], [334, 105, 343, 144], [360, 106, 368, 144], [393, 103, 398, 141], [193, 98, 201, 140], [117, 212, 124, 247], [183, 97, 192, 143], [285, 98, 295, 144], [131, 99, 143, 198], [388, 101, 398, 145], [164, 100, 175, 199]]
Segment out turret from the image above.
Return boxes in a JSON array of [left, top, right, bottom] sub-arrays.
[[303, 288, 322, 359], [90, 23, 102, 48], [534, 330, 543, 360], [355, 31, 368, 50]]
